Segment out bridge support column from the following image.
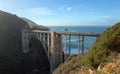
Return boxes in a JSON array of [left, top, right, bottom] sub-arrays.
[[68, 35, 71, 56], [78, 36, 80, 54], [47, 33, 50, 60], [82, 36, 84, 54], [50, 32, 62, 73], [59, 34, 62, 64], [64, 35, 67, 61], [55, 34, 62, 67], [50, 32, 55, 73]]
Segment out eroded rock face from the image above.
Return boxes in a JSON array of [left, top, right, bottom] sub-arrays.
[[0, 10, 49, 74]]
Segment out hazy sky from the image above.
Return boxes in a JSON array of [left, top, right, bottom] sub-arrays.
[[0, 0, 120, 26]]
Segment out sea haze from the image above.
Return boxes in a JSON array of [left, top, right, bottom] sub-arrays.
[[48, 26, 110, 54]]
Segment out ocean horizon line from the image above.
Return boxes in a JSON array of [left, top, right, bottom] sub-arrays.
[[47, 25, 111, 27]]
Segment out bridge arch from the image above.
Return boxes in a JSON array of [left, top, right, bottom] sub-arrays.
[[27, 34, 38, 52], [22, 29, 50, 74], [22, 29, 48, 57]]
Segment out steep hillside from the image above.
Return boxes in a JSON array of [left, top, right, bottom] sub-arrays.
[[0, 10, 49, 74], [0, 10, 29, 56], [53, 23, 120, 74]]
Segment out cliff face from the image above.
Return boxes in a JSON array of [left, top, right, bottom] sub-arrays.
[[0, 10, 49, 74], [0, 10, 28, 56], [53, 23, 120, 74]]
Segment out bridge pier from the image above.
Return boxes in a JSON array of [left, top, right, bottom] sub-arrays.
[[50, 32, 55, 73], [47, 33, 50, 60], [78, 36, 80, 54], [68, 35, 71, 56], [82, 36, 84, 54], [50, 32, 62, 73]]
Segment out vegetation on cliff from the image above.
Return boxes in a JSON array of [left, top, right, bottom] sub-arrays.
[[53, 23, 120, 74]]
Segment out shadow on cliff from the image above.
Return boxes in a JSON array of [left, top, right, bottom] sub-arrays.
[[28, 36, 50, 74], [0, 36, 50, 74]]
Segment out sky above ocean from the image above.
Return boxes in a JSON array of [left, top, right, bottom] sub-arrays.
[[0, 0, 120, 26]]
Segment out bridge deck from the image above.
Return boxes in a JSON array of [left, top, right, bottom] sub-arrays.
[[56, 31, 99, 37], [32, 30, 100, 37]]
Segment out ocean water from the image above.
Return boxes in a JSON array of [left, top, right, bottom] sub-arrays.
[[48, 26, 109, 54]]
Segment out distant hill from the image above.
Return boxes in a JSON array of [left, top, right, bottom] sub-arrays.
[[53, 23, 120, 74], [21, 17, 49, 30]]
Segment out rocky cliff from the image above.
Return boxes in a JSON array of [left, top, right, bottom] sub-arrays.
[[0, 10, 49, 74]]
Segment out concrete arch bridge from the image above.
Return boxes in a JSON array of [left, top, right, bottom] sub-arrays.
[[22, 29, 100, 73]]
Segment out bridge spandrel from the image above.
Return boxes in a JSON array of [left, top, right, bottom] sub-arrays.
[[22, 29, 31, 53]]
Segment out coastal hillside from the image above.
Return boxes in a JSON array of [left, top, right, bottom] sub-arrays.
[[0, 10, 49, 74], [53, 23, 120, 74]]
